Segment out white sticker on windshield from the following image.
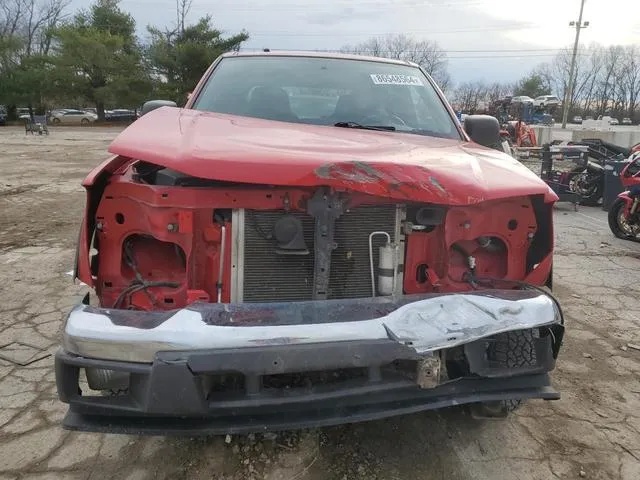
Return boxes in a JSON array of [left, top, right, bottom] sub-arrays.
[[370, 74, 423, 86]]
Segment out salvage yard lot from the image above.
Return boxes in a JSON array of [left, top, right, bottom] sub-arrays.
[[1, 126, 640, 480]]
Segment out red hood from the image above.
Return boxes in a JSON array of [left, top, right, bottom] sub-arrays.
[[107, 107, 556, 205]]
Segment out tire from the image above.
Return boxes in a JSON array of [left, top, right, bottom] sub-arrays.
[[475, 330, 538, 417], [52, 117, 61, 125], [568, 167, 603, 206], [81, 118, 90, 125], [608, 198, 637, 241]]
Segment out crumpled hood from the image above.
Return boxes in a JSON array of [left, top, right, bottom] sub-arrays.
[[108, 107, 556, 205]]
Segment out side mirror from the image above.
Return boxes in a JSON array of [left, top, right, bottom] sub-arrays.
[[464, 115, 501, 148], [141, 100, 177, 116]]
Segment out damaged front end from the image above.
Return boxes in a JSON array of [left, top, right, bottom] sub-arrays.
[[57, 289, 563, 435], [57, 151, 563, 435]]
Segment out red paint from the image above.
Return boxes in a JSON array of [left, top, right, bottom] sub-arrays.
[[187, 290, 210, 303], [108, 108, 557, 206], [178, 211, 193, 234], [97, 234, 188, 309], [523, 252, 553, 285], [617, 191, 634, 215], [615, 160, 640, 215], [403, 196, 538, 293]]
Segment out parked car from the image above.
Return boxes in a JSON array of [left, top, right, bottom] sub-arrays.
[[105, 109, 139, 122], [533, 95, 561, 108], [622, 118, 633, 125], [49, 109, 97, 125], [511, 95, 534, 104], [572, 116, 583, 123], [56, 51, 564, 435], [17, 107, 31, 120], [0, 105, 6, 125], [610, 118, 619, 125]]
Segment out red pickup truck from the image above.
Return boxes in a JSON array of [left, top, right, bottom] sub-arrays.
[[56, 51, 563, 435]]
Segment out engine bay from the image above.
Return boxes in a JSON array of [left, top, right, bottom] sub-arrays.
[[84, 162, 552, 311]]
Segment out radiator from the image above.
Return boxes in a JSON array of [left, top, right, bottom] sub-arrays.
[[232, 204, 402, 302]]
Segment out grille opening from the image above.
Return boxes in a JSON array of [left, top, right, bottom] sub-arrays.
[[416, 264, 428, 283], [262, 367, 368, 390], [82, 367, 130, 396], [381, 359, 419, 382], [204, 372, 246, 399]]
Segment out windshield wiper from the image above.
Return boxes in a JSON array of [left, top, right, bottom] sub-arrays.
[[333, 121, 396, 132]]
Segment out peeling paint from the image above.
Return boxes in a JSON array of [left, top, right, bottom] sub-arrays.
[[315, 162, 382, 184], [429, 176, 448, 195]]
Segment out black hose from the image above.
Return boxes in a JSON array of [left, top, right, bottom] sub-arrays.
[[113, 280, 181, 309]]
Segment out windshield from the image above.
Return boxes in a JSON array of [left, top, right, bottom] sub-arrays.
[[192, 56, 461, 140]]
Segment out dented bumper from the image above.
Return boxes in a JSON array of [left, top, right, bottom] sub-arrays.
[[56, 290, 564, 435]]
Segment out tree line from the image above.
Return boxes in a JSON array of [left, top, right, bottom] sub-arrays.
[[0, 0, 248, 120], [451, 44, 640, 121]]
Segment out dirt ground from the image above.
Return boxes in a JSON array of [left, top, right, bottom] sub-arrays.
[[1, 126, 639, 480]]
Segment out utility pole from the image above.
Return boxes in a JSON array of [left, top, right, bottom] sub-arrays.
[[561, 0, 589, 129]]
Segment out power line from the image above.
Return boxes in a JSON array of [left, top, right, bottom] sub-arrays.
[[246, 26, 542, 37], [126, 0, 493, 12]]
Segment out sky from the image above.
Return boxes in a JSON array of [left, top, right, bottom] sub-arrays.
[[71, 0, 640, 85]]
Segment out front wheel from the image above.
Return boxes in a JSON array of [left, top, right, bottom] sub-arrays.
[[81, 118, 90, 125], [472, 329, 537, 419], [608, 198, 640, 241]]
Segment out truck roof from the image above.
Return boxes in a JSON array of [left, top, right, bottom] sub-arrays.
[[220, 50, 419, 68]]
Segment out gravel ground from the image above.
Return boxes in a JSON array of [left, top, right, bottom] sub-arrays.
[[1, 126, 639, 480]]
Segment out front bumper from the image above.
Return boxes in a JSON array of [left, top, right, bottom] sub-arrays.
[[56, 290, 564, 435]]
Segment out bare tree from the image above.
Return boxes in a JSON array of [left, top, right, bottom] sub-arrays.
[[176, 0, 193, 34], [341, 34, 450, 90], [341, 37, 384, 57], [0, 0, 68, 54], [623, 46, 640, 120], [592, 46, 623, 115], [452, 81, 491, 113], [486, 82, 513, 104], [26, 0, 69, 55], [0, 0, 24, 40]]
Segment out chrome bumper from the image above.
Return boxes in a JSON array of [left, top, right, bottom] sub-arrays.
[[63, 290, 562, 363]]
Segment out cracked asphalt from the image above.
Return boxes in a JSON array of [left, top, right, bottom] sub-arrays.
[[1, 126, 639, 479]]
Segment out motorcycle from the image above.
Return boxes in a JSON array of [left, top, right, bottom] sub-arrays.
[[567, 139, 640, 206], [608, 152, 640, 241], [567, 159, 605, 206]]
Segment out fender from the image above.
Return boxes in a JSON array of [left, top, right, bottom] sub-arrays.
[[617, 191, 634, 216], [74, 155, 135, 286]]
